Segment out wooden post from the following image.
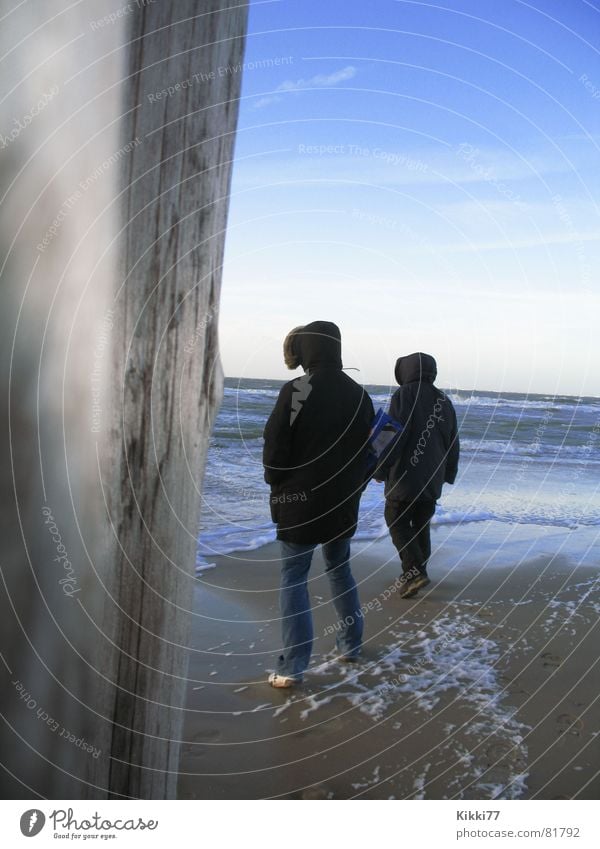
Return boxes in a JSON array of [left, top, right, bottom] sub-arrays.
[[0, 0, 123, 798], [0, 1, 247, 800], [98, 2, 248, 799]]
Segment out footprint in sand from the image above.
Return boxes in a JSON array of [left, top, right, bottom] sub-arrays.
[[486, 741, 515, 762], [293, 728, 311, 740], [296, 715, 347, 734], [556, 713, 584, 736], [497, 674, 529, 697], [301, 785, 332, 799], [483, 765, 512, 783], [485, 741, 526, 769], [192, 728, 221, 742], [541, 652, 562, 668]]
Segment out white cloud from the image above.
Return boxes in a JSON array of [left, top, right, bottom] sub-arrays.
[[278, 65, 357, 91], [252, 95, 282, 110], [253, 65, 357, 107]]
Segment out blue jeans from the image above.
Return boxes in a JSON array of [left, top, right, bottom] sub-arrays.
[[277, 538, 363, 679]]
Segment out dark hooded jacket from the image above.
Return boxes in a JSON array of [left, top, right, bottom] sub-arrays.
[[376, 352, 459, 502], [263, 321, 374, 544]]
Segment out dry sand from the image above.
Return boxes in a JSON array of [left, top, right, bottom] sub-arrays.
[[178, 522, 599, 799]]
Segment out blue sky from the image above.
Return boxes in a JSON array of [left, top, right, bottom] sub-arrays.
[[218, 0, 599, 394]]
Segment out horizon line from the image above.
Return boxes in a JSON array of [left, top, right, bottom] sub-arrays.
[[222, 375, 598, 401]]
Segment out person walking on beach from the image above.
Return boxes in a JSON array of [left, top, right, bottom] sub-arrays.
[[374, 352, 459, 598], [263, 321, 374, 688]]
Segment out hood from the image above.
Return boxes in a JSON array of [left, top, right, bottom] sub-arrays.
[[394, 352, 437, 385], [283, 325, 305, 369], [284, 320, 342, 371]]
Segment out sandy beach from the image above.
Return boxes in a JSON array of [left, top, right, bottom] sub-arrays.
[[178, 521, 599, 800]]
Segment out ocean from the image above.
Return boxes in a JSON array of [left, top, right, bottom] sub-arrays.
[[196, 377, 600, 569]]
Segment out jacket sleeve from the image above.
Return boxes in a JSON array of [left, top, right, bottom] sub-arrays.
[[444, 402, 460, 484], [372, 387, 412, 481], [263, 384, 293, 486]]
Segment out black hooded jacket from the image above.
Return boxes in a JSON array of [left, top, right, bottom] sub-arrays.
[[263, 321, 374, 544], [377, 352, 459, 502]]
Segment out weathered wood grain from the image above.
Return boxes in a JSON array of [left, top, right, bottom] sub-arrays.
[[0, 0, 247, 800], [0, 1, 123, 798], [98, 2, 248, 799]]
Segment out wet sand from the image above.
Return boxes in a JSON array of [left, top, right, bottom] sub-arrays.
[[178, 522, 600, 799]]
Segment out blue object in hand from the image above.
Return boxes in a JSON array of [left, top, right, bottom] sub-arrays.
[[365, 408, 404, 479]]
